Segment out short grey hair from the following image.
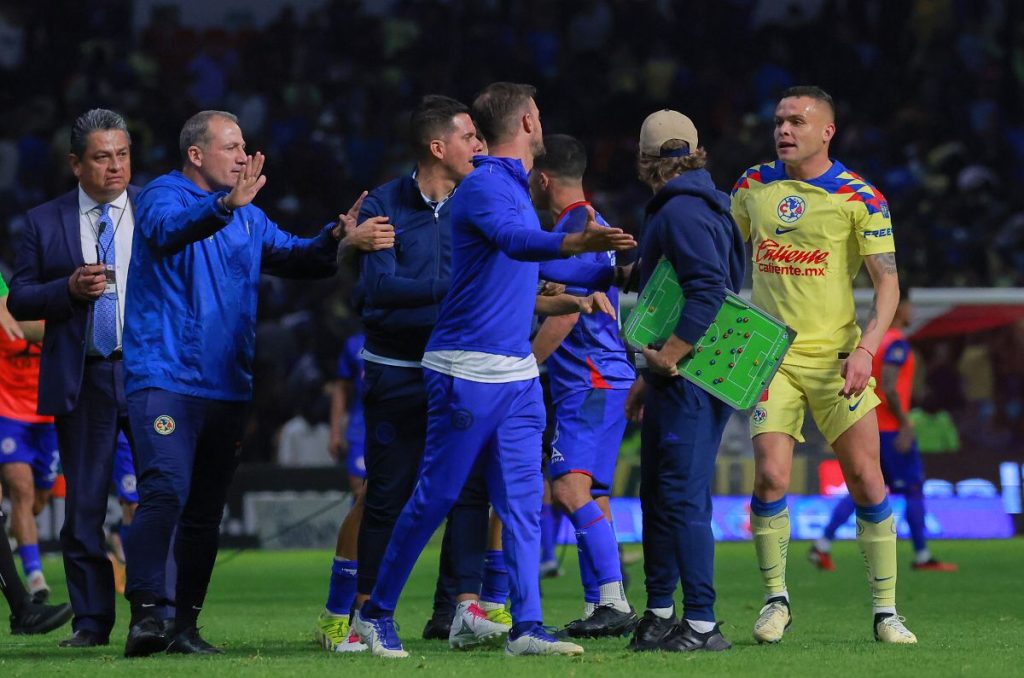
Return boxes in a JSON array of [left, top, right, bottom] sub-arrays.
[[179, 110, 239, 162], [70, 109, 130, 157]]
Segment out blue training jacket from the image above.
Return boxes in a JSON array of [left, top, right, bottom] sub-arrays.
[[124, 170, 338, 401], [358, 174, 451, 361], [427, 155, 609, 358], [638, 168, 746, 345]]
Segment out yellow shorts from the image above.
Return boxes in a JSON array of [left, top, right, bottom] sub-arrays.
[[748, 363, 879, 444]]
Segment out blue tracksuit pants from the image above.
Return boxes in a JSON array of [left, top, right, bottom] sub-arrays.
[[369, 370, 545, 624], [640, 377, 732, 622]]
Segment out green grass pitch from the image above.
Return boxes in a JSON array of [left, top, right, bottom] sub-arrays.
[[2, 538, 1022, 676]]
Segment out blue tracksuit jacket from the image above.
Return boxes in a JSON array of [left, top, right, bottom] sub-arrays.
[[124, 170, 337, 400], [426, 155, 611, 359]]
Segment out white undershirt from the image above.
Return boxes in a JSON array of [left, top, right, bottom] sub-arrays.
[[421, 350, 539, 383]]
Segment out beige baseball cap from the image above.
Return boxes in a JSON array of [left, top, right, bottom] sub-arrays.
[[639, 109, 699, 157]]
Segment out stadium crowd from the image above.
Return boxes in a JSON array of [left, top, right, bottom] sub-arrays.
[[0, 0, 1022, 461], [2, 0, 1019, 660]]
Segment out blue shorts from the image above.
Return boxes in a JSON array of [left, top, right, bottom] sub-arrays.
[[548, 388, 629, 497], [347, 435, 366, 479], [879, 431, 924, 493], [113, 432, 138, 504], [0, 415, 59, 490]]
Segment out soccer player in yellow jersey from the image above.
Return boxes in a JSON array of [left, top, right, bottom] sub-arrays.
[[730, 86, 917, 645]]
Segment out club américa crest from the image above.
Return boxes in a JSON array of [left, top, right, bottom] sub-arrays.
[[153, 415, 176, 435], [777, 195, 806, 223]]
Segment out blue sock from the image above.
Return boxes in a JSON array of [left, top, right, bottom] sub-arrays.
[[17, 544, 42, 578], [577, 534, 600, 604], [904, 488, 928, 552], [569, 501, 620, 586], [480, 550, 509, 605], [750, 494, 787, 517], [325, 558, 358, 616], [510, 620, 541, 639], [540, 503, 556, 563], [855, 496, 893, 523], [824, 495, 857, 540]]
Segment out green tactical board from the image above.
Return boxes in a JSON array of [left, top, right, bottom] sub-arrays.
[[623, 258, 797, 410]]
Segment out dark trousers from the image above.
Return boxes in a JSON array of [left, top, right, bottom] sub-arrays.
[[55, 359, 133, 638], [124, 388, 246, 628], [358, 362, 488, 602], [640, 378, 732, 622]]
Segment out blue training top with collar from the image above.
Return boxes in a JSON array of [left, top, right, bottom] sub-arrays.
[[124, 170, 338, 401], [357, 173, 452, 361]]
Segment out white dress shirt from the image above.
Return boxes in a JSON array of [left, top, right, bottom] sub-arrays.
[[78, 186, 134, 350]]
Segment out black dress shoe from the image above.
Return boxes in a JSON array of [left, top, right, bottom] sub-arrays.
[[166, 626, 223, 655], [421, 612, 453, 640], [124, 617, 169, 657], [58, 629, 110, 647], [627, 610, 677, 651], [659, 621, 732, 652], [564, 605, 639, 638], [10, 600, 74, 636]]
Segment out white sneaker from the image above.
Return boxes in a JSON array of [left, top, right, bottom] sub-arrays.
[[449, 600, 509, 649], [353, 608, 408, 658], [753, 597, 792, 644], [337, 629, 368, 653], [874, 614, 917, 644], [505, 626, 584, 656]]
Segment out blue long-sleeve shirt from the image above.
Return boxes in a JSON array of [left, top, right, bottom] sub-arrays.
[[638, 168, 746, 346], [426, 155, 585, 361], [124, 170, 338, 400]]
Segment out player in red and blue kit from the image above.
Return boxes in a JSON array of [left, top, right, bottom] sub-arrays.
[[530, 134, 637, 637], [0, 273, 73, 634], [315, 332, 369, 652], [354, 83, 635, 658], [334, 333, 366, 483], [0, 317, 58, 602], [811, 287, 956, 572]]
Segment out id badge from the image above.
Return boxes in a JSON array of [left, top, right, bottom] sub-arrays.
[[103, 264, 116, 295]]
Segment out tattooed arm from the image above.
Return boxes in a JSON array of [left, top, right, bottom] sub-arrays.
[[839, 251, 901, 397], [861, 252, 900, 353]]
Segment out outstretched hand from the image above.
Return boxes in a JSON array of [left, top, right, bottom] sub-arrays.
[[562, 206, 636, 255], [224, 152, 267, 210]]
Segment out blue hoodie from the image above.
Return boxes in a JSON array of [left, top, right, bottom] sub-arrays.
[[426, 156, 607, 359], [638, 168, 746, 346], [124, 170, 337, 400]]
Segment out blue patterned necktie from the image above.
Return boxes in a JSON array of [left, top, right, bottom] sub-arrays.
[[92, 203, 118, 357]]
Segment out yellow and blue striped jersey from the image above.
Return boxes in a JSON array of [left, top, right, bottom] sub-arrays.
[[730, 159, 895, 368]]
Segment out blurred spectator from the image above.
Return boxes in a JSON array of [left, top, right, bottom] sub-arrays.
[[2, 0, 1023, 461]]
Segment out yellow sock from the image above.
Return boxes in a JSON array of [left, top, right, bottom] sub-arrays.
[[751, 508, 790, 597], [856, 514, 898, 610]]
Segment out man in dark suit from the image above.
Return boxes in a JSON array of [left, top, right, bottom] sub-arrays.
[[7, 108, 139, 647]]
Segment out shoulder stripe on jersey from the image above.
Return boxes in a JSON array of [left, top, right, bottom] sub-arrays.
[[812, 170, 890, 216], [731, 160, 785, 195]]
